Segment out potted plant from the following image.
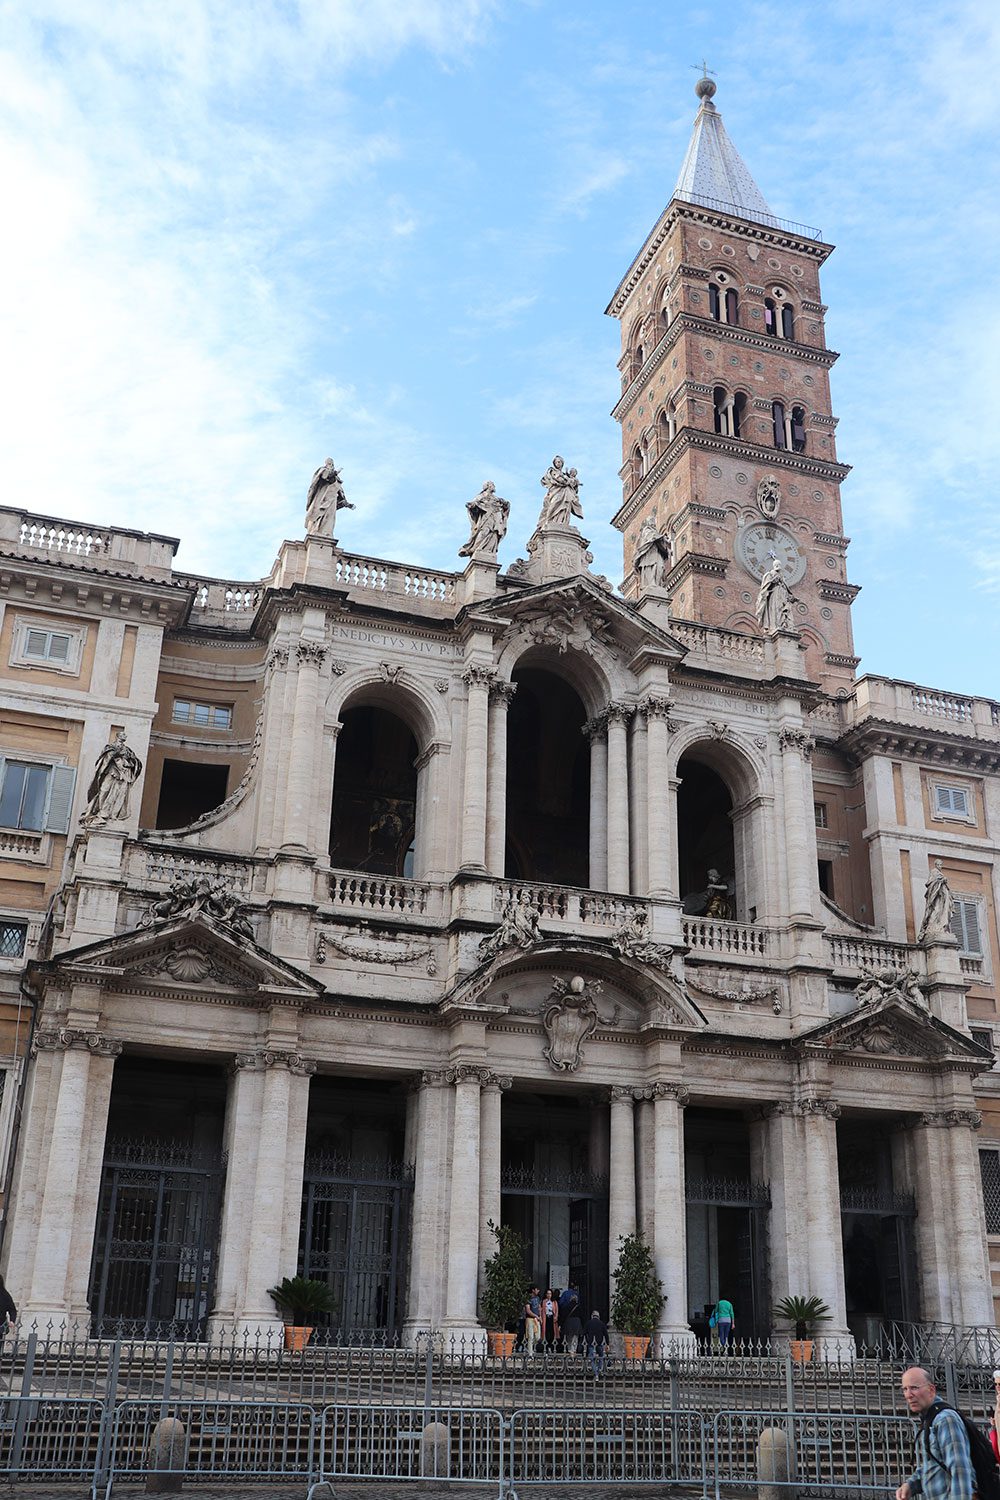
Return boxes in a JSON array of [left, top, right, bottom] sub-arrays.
[[610, 1232, 664, 1360], [480, 1220, 528, 1357], [773, 1294, 831, 1363], [267, 1275, 338, 1351]]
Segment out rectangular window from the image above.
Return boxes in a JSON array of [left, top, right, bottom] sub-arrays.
[[981, 1149, 1000, 1234], [950, 896, 984, 956], [24, 627, 72, 663], [172, 699, 233, 730], [817, 859, 834, 899], [971, 1027, 995, 1057], [814, 802, 829, 828], [0, 761, 50, 831], [0, 920, 27, 959], [932, 782, 973, 821]]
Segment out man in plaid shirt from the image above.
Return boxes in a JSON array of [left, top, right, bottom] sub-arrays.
[[897, 1367, 975, 1500]]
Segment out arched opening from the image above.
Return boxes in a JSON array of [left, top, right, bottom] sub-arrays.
[[772, 399, 787, 450], [657, 407, 675, 451], [709, 283, 721, 321], [630, 445, 643, 488], [732, 391, 746, 438], [764, 297, 777, 336], [713, 386, 727, 434], [677, 757, 737, 918], [725, 287, 739, 325], [781, 302, 795, 340], [329, 704, 418, 876], [790, 405, 807, 453], [505, 668, 590, 886]]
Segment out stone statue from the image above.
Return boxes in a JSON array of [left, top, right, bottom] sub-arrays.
[[459, 481, 509, 559], [855, 966, 925, 1009], [918, 859, 955, 943], [633, 516, 673, 592], [542, 975, 601, 1072], [756, 476, 781, 518], [539, 456, 583, 527], [83, 730, 143, 822], [145, 874, 255, 941], [704, 868, 732, 919], [479, 889, 541, 961], [755, 554, 793, 632], [610, 907, 673, 967], [305, 458, 354, 538]]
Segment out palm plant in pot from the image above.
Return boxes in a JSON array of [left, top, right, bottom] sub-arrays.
[[480, 1220, 528, 1358], [268, 1275, 338, 1351], [610, 1232, 664, 1360], [773, 1294, 831, 1363]]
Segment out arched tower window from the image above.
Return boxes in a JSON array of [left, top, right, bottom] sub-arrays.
[[330, 705, 418, 877], [772, 399, 787, 449], [725, 287, 739, 325], [708, 283, 721, 321], [791, 405, 806, 452], [714, 388, 745, 438], [713, 386, 727, 434], [781, 303, 795, 339], [764, 298, 777, 336], [631, 445, 643, 487], [658, 405, 676, 450], [505, 669, 590, 885]]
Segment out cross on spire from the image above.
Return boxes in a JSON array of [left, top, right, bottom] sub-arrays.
[[691, 60, 716, 79]]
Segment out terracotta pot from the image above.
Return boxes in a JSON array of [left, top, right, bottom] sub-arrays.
[[789, 1338, 814, 1363], [283, 1324, 314, 1352], [623, 1334, 651, 1360], [488, 1331, 516, 1358]]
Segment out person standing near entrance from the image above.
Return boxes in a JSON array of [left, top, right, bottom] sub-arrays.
[[897, 1367, 975, 1500], [524, 1288, 542, 1355], [584, 1309, 608, 1377], [541, 1289, 559, 1351], [712, 1296, 735, 1349]]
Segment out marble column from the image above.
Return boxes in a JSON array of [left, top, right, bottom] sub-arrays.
[[798, 1098, 851, 1348], [477, 1072, 511, 1311], [778, 727, 817, 922], [485, 681, 516, 876], [644, 697, 674, 898], [911, 1108, 992, 1324], [586, 716, 608, 891], [649, 1082, 692, 1345], [460, 667, 493, 872], [752, 1105, 809, 1314], [609, 1087, 638, 1272], [445, 1066, 484, 1338], [629, 709, 649, 894], [606, 703, 633, 894], [23, 1028, 121, 1324], [404, 1071, 451, 1340], [282, 638, 329, 851]]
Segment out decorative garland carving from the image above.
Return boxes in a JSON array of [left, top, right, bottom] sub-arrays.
[[687, 975, 782, 1015], [316, 927, 436, 974]]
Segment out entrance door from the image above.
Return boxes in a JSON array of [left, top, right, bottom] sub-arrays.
[[89, 1140, 225, 1336], [299, 1157, 413, 1335]]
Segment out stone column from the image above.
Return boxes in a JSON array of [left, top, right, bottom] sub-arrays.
[[609, 1087, 637, 1271], [460, 667, 494, 872], [404, 1071, 451, 1341], [486, 682, 516, 876], [585, 716, 608, 891], [211, 1050, 315, 1336], [649, 1082, 692, 1345], [444, 1066, 484, 1339], [477, 1072, 511, 1311], [778, 728, 817, 922], [644, 697, 674, 898], [911, 1108, 992, 1325], [23, 1028, 121, 1325], [606, 703, 633, 894], [752, 1105, 809, 1314], [282, 639, 329, 852], [798, 1098, 851, 1349], [629, 709, 649, 894]]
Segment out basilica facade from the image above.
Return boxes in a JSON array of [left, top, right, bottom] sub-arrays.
[[1, 80, 999, 1349]]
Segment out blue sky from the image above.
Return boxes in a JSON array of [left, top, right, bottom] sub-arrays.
[[2, 0, 998, 695]]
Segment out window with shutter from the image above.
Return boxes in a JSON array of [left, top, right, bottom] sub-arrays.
[[950, 896, 984, 956], [44, 766, 77, 834], [0, 761, 51, 831], [23, 628, 72, 663], [980, 1149, 1000, 1234], [932, 782, 972, 820]]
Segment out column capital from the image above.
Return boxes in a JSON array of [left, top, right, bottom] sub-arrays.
[[420, 1067, 453, 1088], [488, 678, 517, 708], [266, 645, 290, 673], [446, 1063, 491, 1087], [604, 700, 636, 726], [640, 1081, 689, 1106], [640, 694, 675, 726], [796, 1095, 841, 1120], [33, 1027, 122, 1058], [778, 726, 814, 759], [479, 1070, 513, 1093], [610, 1084, 637, 1104], [582, 712, 608, 742], [919, 1108, 982, 1130], [748, 1101, 793, 1121], [462, 664, 495, 689], [295, 639, 328, 668], [233, 1049, 317, 1076]]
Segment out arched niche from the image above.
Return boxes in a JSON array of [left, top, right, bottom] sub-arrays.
[[505, 667, 590, 886], [676, 740, 765, 922], [329, 703, 418, 877]]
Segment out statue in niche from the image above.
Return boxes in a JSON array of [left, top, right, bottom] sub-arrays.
[[305, 458, 354, 538], [83, 730, 143, 822], [704, 868, 733, 919], [479, 889, 541, 961], [918, 859, 955, 943], [539, 455, 583, 527], [633, 515, 673, 592], [756, 476, 781, 518], [542, 975, 602, 1072], [755, 554, 793, 632], [459, 481, 509, 559]]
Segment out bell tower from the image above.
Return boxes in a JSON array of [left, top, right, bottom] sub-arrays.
[[607, 77, 859, 688]]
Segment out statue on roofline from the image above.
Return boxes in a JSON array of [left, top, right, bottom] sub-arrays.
[[306, 458, 354, 538]]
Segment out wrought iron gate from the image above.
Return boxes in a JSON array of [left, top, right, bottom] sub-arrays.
[[88, 1138, 226, 1336], [299, 1154, 413, 1335], [686, 1175, 771, 1338]]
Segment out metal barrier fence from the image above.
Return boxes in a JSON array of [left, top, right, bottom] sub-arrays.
[[103, 1399, 318, 1497], [0, 1395, 104, 1483], [507, 1407, 706, 1492], [711, 1409, 915, 1500], [308, 1404, 504, 1497]]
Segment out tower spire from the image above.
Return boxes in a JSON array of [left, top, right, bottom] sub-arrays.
[[673, 76, 775, 227]]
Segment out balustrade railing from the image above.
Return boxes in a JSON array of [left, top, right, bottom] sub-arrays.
[[682, 917, 768, 957], [332, 550, 457, 606], [178, 576, 262, 615], [826, 934, 914, 971], [911, 687, 974, 722], [328, 870, 442, 918], [669, 619, 765, 663], [494, 879, 646, 928], [138, 846, 257, 892], [17, 516, 110, 556]]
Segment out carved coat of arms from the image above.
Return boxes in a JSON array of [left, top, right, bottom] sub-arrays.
[[542, 975, 603, 1073]]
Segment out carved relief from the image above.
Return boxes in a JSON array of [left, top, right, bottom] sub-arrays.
[[609, 908, 674, 967], [479, 890, 541, 962], [688, 974, 782, 1014], [542, 975, 604, 1073], [296, 640, 328, 667], [756, 476, 781, 518], [142, 876, 255, 941], [855, 967, 925, 1010], [316, 926, 436, 974], [380, 662, 403, 684], [778, 727, 814, 757]]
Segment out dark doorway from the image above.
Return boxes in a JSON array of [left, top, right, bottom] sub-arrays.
[[505, 669, 590, 885], [677, 758, 736, 917], [155, 758, 229, 829], [89, 1056, 227, 1335], [838, 1120, 918, 1344], [330, 706, 417, 875], [685, 1108, 770, 1340]]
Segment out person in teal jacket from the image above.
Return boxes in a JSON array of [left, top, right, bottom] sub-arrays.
[[712, 1297, 735, 1348]]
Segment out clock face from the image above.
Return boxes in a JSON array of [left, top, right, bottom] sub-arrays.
[[735, 523, 806, 585]]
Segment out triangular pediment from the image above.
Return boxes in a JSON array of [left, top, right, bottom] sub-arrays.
[[799, 996, 987, 1066], [32, 916, 324, 1002], [479, 577, 686, 664]]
